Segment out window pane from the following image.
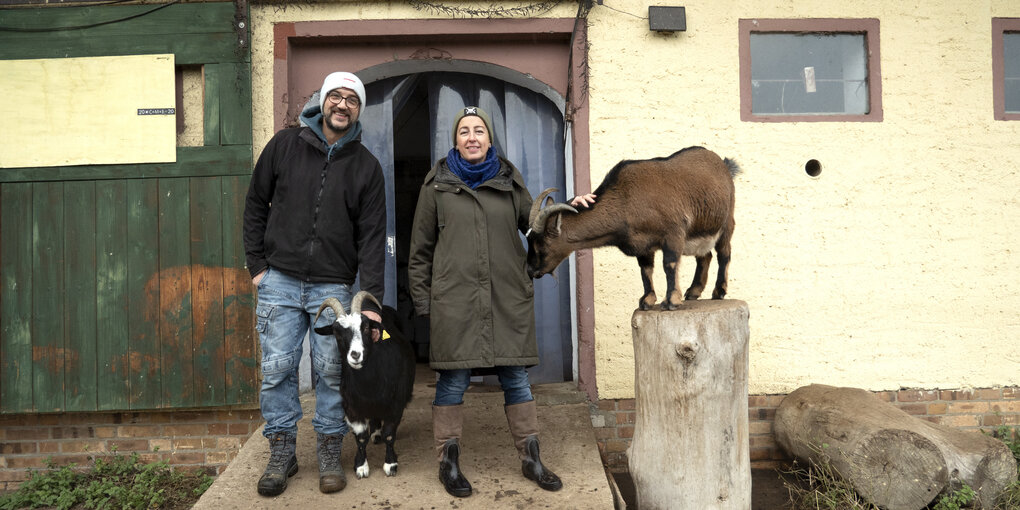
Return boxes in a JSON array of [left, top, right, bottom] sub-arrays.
[[750, 33, 869, 115], [1005, 32, 1020, 113]]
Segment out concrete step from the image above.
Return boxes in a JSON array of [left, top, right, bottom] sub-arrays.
[[194, 367, 616, 509]]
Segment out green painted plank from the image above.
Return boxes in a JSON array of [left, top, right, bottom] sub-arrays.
[[221, 63, 254, 146], [0, 146, 253, 183], [96, 180, 130, 411], [63, 181, 98, 412], [0, 3, 237, 36], [207, 63, 254, 146], [1, 183, 34, 413], [222, 175, 257, 405], [204, 64, 223, 147], [190, 177, 225, 406], [0, 33, 243, 65], [158, 178, 194, 408], [32, 182, 65, 412], [227, 64, 254, 146], [0, 3, 245, 64], [126, 179, 161, 409]]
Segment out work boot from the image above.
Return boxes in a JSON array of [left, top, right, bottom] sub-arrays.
[[257, 432, 298, 496], [439, 439, 472, 497], [520, 435, 563, 491], [317, 432, 346, 493], [505, 400, 563, 491], [434, 404, 472, 497]]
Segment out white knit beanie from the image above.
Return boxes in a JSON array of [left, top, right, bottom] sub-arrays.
[[318, 72, 366, 112]]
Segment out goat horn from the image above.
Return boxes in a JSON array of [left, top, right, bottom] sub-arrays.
[[350, 291, 382, 317], [529, 188, 559, 227], [531, 203, 578, 236], [314, 297, 347, 326]]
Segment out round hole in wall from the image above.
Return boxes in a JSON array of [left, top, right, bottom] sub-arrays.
[[805, 159, 822, 177]]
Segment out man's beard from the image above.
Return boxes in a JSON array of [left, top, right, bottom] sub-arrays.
[[324, 107, 353, 135]]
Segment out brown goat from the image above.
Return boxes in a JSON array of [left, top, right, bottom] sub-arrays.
[[526, 146, 739, 310]]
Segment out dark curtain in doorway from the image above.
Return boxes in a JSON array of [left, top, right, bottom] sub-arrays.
[[357, 72, 573, 384]]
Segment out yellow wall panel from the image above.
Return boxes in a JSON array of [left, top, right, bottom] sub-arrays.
[[249, 1, 1020, 399], [0, 54, 176, 169]]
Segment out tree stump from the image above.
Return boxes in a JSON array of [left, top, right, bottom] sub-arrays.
[[775, 384, 1018, 510], [628, 300, 751, 510]]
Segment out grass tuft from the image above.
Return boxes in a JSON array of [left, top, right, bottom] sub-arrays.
[[0, 450, 213, 510]]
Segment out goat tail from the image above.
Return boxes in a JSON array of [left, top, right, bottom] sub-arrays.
[[724, 157, 742, 178]]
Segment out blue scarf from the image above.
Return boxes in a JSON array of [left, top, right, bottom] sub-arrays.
[[446, 147, 501, 189]]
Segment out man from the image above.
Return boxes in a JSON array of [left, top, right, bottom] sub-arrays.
[[243, 71, 386, 497]]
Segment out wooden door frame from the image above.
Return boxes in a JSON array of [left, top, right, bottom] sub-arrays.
[[273, 18, 597, 399]]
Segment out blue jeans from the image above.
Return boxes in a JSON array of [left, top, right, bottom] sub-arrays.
[[255, 267, 352, 437], [433, 366, 534, 406]]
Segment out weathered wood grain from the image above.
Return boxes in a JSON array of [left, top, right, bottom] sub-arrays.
[[629, 300, 751, 510], [775, 384, 1018, 509]]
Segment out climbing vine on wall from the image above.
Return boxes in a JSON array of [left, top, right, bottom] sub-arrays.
[[406, 0, 564, 18]]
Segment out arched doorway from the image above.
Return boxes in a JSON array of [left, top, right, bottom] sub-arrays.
[[359, 70, 573, 384], [273, 18, 596, 395]]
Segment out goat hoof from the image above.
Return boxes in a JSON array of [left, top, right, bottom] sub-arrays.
[[660, 301, 680, 311], [355, 463, 370, 479], [384, 462, 398, 476]]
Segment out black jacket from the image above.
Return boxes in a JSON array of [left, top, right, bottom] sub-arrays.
[[243, 125, 386, 301]]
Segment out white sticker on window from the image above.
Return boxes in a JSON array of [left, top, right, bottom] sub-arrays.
[[804, 66, 816, 93]]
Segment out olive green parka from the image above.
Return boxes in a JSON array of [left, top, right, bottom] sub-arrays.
[[408, 156, 537, 370]]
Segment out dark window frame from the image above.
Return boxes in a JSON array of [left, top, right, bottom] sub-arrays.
[[739, 18, 883, 122], [993, 18, 1020, 121]]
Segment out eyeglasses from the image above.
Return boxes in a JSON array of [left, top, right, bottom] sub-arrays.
[[325, 92, 361, 108]]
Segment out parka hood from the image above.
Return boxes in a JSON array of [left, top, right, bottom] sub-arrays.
[[299, 103, 363, 160]]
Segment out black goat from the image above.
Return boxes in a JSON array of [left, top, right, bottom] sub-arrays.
[[314, 291, 415, 479], [527, 146, 739, 311]]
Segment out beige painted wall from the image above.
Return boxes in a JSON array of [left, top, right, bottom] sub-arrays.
[[250, 0, 1020, 399]]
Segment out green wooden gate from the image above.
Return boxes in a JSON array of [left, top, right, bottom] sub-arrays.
[[0, 1, 257, 412]]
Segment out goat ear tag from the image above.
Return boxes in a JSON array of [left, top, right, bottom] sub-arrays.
[[381, 330, 391, 341]]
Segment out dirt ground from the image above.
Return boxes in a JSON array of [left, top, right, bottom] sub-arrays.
[[611, 468, 794, 509], [750, 469, 796, 509]]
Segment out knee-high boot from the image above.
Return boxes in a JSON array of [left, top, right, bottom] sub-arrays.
[[433, 404, 472, 497], [505, 400, 563, 491]]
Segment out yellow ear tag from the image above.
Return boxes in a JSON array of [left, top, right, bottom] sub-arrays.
[[381, 330, 391, 341]]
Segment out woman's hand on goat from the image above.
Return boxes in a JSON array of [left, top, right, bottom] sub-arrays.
[[570, 193, 597, 209]]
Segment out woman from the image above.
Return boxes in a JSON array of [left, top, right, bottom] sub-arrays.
[[408, 106, 565, 498]]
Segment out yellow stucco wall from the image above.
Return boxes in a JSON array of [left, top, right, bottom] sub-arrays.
[[250, 0, 1020, 399]]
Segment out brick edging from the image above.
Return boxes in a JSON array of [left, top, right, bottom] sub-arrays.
[[0, 409, 264, 491]]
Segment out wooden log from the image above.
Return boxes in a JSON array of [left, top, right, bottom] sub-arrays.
[[775, 384, 1018, 510], [628, 300, 751, 510]]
